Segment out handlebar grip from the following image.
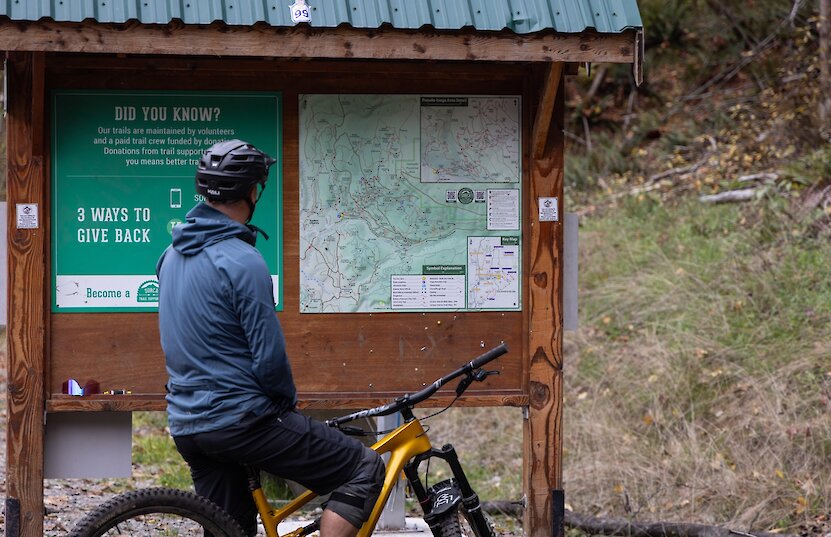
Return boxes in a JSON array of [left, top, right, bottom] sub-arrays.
[[469, 342, 509, 370]]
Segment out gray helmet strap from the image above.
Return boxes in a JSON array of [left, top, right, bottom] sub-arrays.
[[246, 223, 269, 242]]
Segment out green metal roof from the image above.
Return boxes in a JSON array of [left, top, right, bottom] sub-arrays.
[[0, 1, 642, 35]]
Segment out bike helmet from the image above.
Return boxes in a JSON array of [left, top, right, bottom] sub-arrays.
[[195, 139, 276, 202]]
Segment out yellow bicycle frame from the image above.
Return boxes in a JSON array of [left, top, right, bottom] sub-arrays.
[[252, 418, 433, 537]]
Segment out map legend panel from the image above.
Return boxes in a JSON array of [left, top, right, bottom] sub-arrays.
[[391, 275, 466, 310]]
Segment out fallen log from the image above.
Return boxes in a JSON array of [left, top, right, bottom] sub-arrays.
[[562, 510, 795, 537], [481, 500, 524, 517], [480, 502, 796, 537], [737, 172, 778, 183], [699, 188, 759, 204]]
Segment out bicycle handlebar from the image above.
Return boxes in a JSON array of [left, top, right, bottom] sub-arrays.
[[326, 343, 508, 428], [468, 343, 509, 370]]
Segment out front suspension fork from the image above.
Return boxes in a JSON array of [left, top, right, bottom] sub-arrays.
[[403, 444, 493, 537]]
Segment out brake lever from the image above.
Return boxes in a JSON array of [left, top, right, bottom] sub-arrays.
[[456, 369, 500, 396], [473, 368, 500, 381], [455, 374, 475, 397]]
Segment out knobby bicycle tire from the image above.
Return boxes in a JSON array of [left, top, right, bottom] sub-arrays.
[[67, 486, 248, 537], [436, 510, 465, 537], [435, 508, 495, 537]]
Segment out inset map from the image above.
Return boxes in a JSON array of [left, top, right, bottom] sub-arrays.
[[467, 236, 520, 309], [421, 97, 520, 183]]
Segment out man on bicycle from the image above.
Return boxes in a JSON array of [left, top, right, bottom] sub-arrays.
[[157, 139, 385, 537]]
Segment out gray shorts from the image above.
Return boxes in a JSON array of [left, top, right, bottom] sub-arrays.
[[326, 447, 386, 527]]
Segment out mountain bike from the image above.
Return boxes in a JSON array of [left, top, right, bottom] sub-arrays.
[[68, 343, 509, 537]]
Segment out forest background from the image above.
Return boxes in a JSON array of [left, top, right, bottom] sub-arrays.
[[1, 0, 830, 535]]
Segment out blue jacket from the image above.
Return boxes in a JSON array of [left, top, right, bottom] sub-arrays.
[[156, 202, 297, 436]]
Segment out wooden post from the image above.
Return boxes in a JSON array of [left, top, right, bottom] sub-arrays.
[[524, 66, 565, 537], [5, 51, 47, 537]]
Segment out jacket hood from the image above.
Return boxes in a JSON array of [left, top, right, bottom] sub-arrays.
[[172, 202, 256, 256]]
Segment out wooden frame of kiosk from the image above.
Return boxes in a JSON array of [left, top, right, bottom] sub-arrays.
[[2, 14, 641, 537]]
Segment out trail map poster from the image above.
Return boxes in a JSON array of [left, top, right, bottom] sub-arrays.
[[51, 90, 283, 312], [299, 94, 522, 313]]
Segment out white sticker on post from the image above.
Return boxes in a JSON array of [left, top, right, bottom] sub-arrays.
[[538, 197, 559, 222], [16, 203, 39, 229], [289, 0, 312, 24]]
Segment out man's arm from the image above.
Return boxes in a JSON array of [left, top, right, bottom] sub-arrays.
[[234, 253, 297, 404]]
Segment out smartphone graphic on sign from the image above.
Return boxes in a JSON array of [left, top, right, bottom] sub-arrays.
[[170, 188, 182, 208]]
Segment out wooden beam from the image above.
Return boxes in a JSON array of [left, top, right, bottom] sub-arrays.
[[531, 63, 563, 160], [47, 55, 530, 76], [524, 68, 565, 537], [0, 20, 640, 64], [5, 50, 48, 537]]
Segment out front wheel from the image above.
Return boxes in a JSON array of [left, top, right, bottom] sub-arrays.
[[68, 487, 248, 537], [436, 508, 494, 537]]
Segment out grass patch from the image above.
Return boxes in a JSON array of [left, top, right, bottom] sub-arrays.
[[564, 197, 831, 531], [423, 407, 523, 502], [132, 412, 192, 490]]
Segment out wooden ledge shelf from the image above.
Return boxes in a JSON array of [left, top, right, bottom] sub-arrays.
[[48, 394, 167, 412]]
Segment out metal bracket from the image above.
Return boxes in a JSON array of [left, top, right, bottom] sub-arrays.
[[552, 489, 565, 537], [6, 497, 20, 537]]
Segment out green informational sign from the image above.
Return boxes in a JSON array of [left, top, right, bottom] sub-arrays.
[[51, 90, 283, 312]]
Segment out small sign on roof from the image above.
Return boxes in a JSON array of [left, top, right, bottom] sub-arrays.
[[290, 0, 311, 24]]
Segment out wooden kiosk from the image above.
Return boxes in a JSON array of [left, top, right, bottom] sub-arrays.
[[2, 3, 642, 536]]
